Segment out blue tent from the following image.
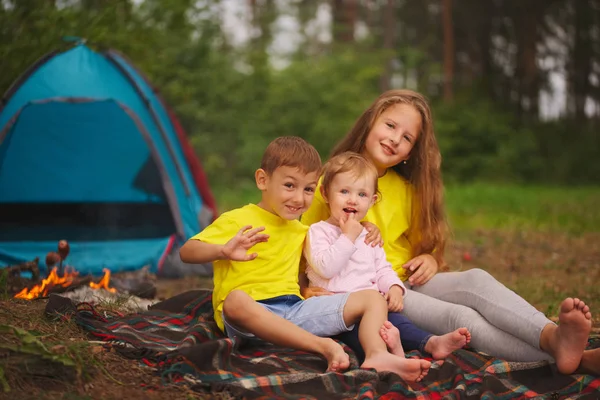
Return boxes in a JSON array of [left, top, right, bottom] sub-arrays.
[[0, 43, 216, 276]]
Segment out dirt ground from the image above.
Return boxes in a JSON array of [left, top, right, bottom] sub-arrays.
[[0, 229, 598, 400]]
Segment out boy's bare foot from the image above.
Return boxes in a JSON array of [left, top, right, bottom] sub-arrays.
[[425, 328, 471, 360], [322, 338, 350, 372], [362, 351, 431, 382], [578, 348, 600, 376], [546, 298, 592, 374], [380, 321, 405, 357]]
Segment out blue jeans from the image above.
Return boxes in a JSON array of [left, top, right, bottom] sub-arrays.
[[334, 312, 433, 363], [223, 293, 353, 341]]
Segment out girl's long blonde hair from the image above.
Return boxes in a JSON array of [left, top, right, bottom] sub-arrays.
[[331, 89, 449, 270]]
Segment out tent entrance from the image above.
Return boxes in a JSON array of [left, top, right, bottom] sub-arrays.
[[0, 99, 177, 243]]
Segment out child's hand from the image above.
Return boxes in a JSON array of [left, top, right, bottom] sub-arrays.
[[301, 286, 334, 299], [222, 225, 269, 261], [385, 285, 404, 312], [339, 213, 363, 242], [403, 254, 438, 286], [361, 221, 384, 247]]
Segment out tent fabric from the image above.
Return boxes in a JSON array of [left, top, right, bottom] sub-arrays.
[[103, 49, 218, 219], [0, 43, 216, 276]]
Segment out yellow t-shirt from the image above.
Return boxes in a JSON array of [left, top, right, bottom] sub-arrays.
[[301, 169, 415, 281], [191, 204, 307, 332]]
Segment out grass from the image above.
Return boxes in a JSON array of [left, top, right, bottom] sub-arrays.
[[445, 183, 600, 235], [0, 298, 212, 399]]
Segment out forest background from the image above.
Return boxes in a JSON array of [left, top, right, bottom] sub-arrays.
[[2, 0, 599, 192]]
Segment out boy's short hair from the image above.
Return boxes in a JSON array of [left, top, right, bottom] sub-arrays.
[[321, 152, 379, 198], [261, 136, 322, 175]]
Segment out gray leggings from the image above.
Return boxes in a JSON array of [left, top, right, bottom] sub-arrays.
[[400, 268, 555, 362]]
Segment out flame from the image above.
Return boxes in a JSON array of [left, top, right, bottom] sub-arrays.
[[14, 267, 79, 300], [89, 268, 117, 293]]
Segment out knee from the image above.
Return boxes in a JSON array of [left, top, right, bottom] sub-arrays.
[[356, 290, 387, 311], [461, 268, 496, 288], [445, 306, 483, 331], [223, 290, 249, 323]]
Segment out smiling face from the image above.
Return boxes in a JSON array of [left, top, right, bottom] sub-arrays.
[[363, 103, 422, 176], [256, 166, 319, 220], [323, 171, 377, 226]]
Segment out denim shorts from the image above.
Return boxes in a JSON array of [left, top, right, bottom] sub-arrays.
[[223, 292, 353, 341]]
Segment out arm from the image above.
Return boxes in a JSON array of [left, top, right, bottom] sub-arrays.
[[374, 248, 406, 312], [180, 239, 225, 264], [374, 247, 406, 295], [304, 225, 357, 280], [299, 255, 335, 298], [403, 254, 439, 286], [360, 221, 384, 247], [180, 225, 269, 265]]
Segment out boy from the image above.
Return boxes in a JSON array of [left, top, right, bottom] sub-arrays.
[[180, 137, 430, 380]]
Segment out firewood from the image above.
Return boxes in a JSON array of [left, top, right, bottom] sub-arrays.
[[4, 258, 40, 281], [47, 276, 93, 295]]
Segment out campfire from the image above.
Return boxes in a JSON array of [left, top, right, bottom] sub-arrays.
[[10, 240, 116, 300], [6, 240, 157, 310], [14, 267, 116, 300]]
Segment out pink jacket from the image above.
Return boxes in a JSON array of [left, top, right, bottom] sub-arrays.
[[304, 221, 406, 295]]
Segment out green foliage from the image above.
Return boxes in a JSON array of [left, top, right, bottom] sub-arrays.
[[433, 96, 544, 183], [0, 324, 77, 368], [0, 0, 598, 197]]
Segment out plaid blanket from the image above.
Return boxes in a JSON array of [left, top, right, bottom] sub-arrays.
[[63, 289, 600, 399]]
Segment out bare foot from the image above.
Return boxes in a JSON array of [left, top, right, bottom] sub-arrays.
[[362, 351, 431, 382], [380, 321, 405, 357], [322, 338, 350, 373], [579, 348, 600, 376], [548, 298, 592, 374], [425, 328, 471, 360]]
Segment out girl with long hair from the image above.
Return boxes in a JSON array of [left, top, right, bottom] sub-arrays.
[[300, 89, 598, 375]]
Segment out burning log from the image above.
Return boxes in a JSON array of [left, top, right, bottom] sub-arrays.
[[14, 267, 80, 300]]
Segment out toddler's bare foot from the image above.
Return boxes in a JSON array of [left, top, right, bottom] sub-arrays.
[[322, 338, 350, 373], [548, 298, 592, 374], [362, 351, 431, 382], [380, 321, 405, 357], [425, 328, 471, 360], [578, 348, 600, 376]]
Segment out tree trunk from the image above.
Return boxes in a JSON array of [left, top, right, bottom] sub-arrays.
[[571, 0, 592, 119], [442, 0, 454, 102], [379, 0, 395, 92], [332, 0, 357, 44]]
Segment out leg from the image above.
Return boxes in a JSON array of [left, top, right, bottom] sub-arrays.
[[413, 270, 592, 373], [401, 287, 553, 362], [423, 328, 472, 360], [414, 269, 552, 349], [381, 313, 471, 360], [342, 290, 431, 382], [336, 312, 431, 362], [538, 298, 592, 374], [223, 290, 349, 372], [381, 313, 431, 355], [334, 325, 365, 363], [579, 348, 600, 376]]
